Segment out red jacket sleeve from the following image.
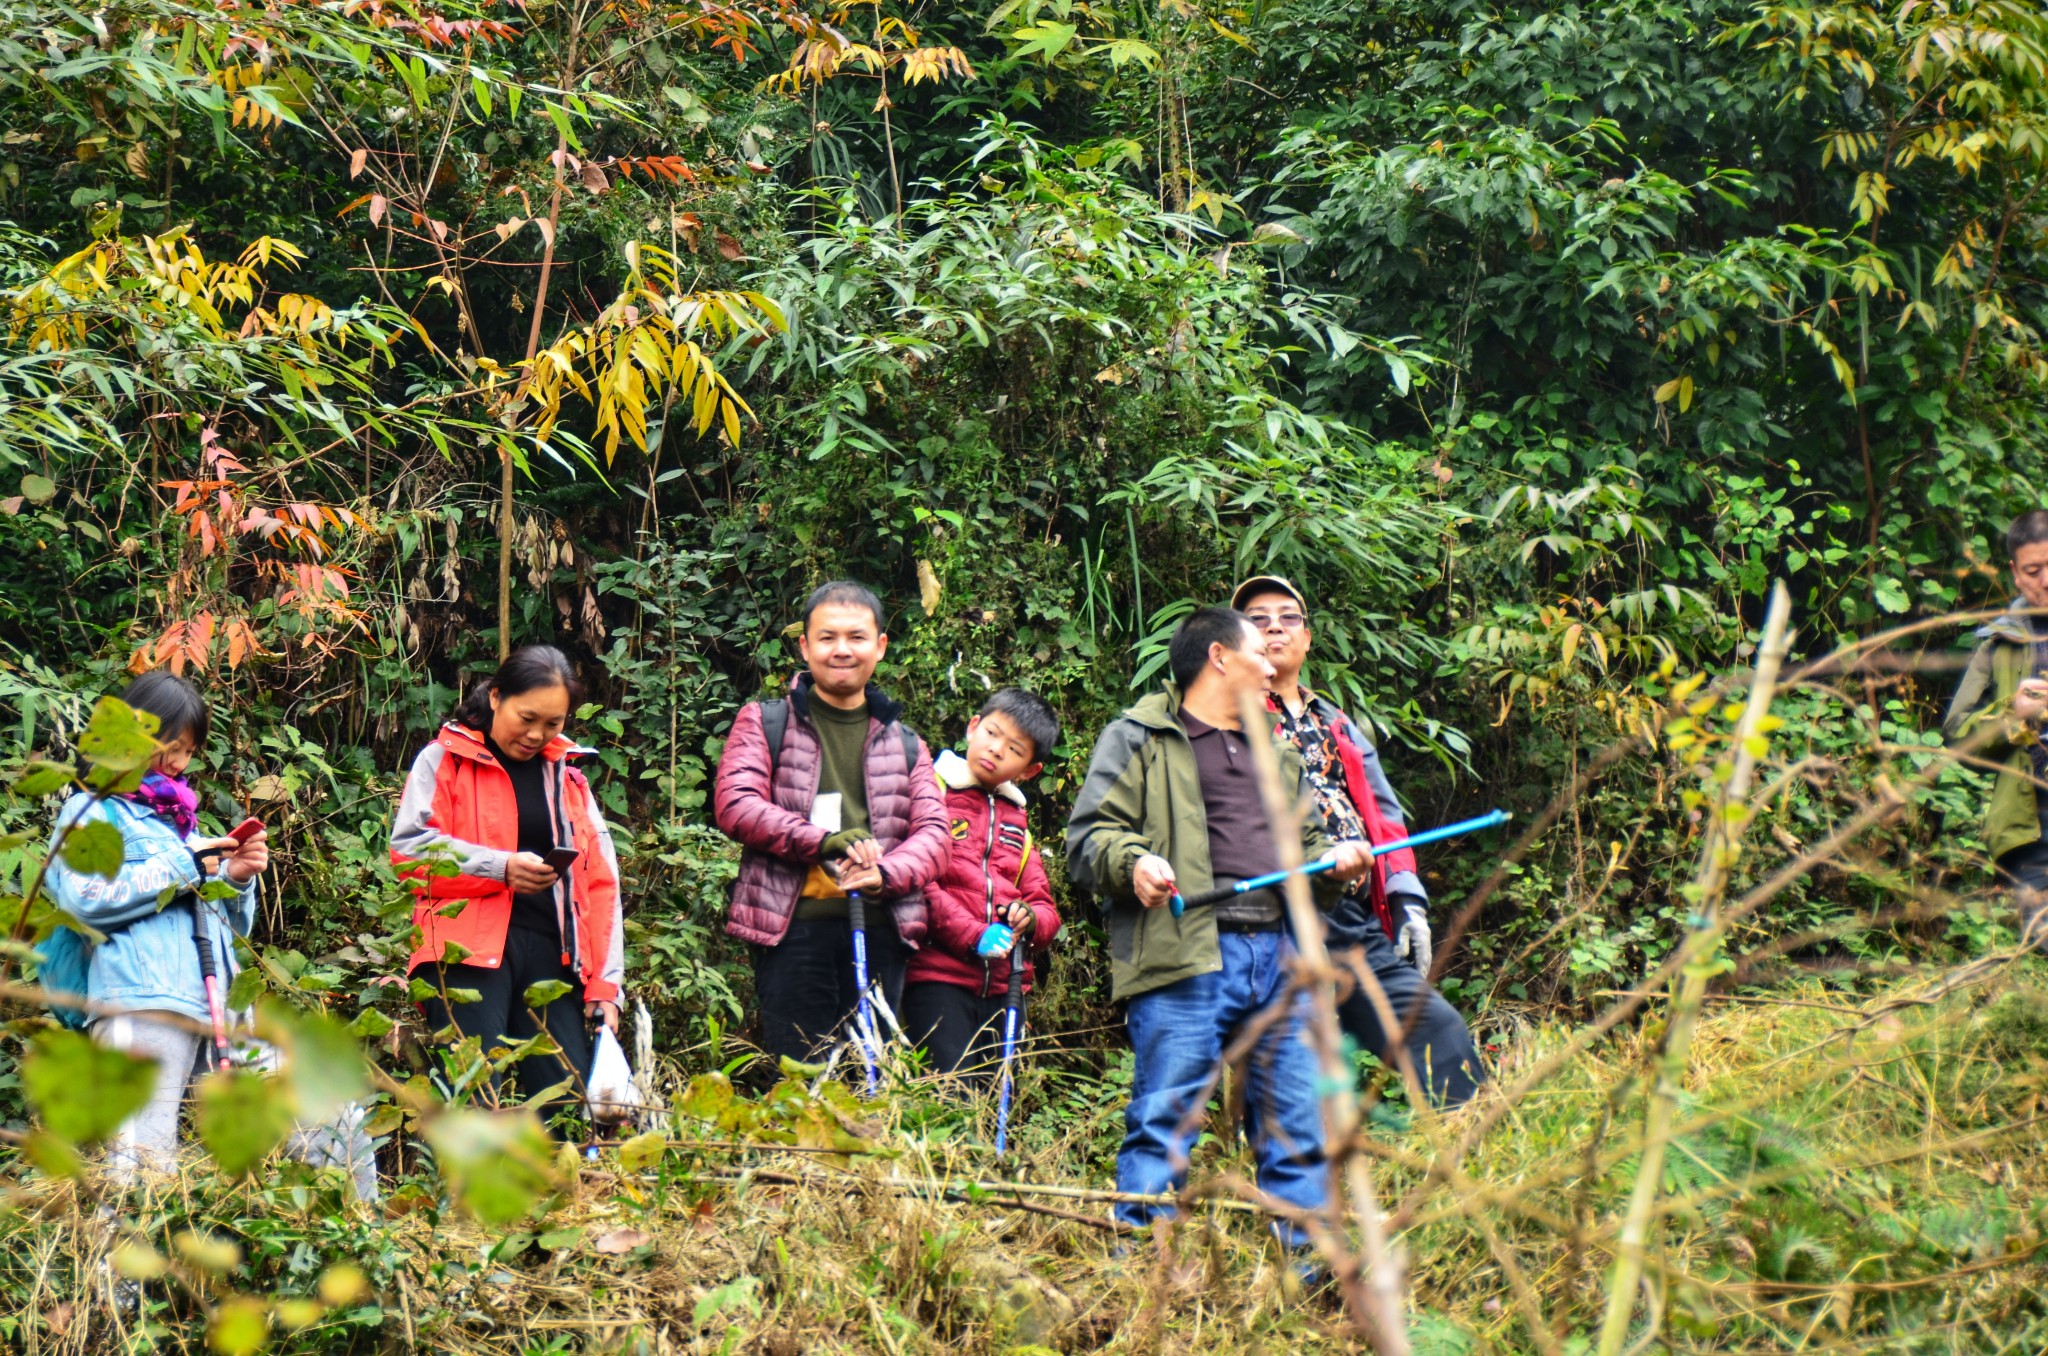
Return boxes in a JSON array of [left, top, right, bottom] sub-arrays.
[[1019, 842, 1061, 949], [713, 701, 828, 862], [876, 735, 951, 895]]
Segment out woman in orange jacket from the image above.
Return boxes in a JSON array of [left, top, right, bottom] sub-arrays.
[[390, 645, 624, 1110]]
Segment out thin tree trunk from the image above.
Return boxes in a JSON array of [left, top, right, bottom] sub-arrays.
[[1593, 581, 1793, 1355], [500, 12, 586, 658]]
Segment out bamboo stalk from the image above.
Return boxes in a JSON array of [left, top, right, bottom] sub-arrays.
[[1594, 580, 1793, 1355], [1238, 689, 1409, 1355]]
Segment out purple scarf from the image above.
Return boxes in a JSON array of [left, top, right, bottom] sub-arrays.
[[124, 771, 198, 838]]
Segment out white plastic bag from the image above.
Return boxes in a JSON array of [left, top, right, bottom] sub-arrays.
[[587, 1026, 643, 1124]]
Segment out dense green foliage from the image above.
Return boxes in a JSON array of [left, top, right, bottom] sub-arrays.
[[3, 0, 2048, 1348], [2, 0, 2040, 1016]]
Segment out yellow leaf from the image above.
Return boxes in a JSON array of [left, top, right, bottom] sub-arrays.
[[1653, 378, 1680, 404], [1677, 375, 1694, 413]]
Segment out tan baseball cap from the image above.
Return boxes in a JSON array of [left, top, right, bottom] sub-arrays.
[[1231, 574, 1308, 613]]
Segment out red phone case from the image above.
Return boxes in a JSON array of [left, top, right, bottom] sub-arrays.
[[230, 817, 264, 844]]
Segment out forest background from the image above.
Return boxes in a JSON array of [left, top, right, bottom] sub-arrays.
[[3, 0, 2048, 1351]]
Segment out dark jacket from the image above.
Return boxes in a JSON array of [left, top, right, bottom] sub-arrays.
[[1943, 605, 2043, 863], [906, 750, 1062, 996], [713, 674, 950, 947], [1065, 684, 1337, 1001]]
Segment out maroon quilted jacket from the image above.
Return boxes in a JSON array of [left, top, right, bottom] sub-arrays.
[[712, 675, 950, 947], [905, 750, 1061, 997]]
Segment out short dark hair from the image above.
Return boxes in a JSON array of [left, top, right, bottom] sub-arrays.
[[119, 670, 210, 747], [2009, 510, 2048, 558], [803, 580, 885, 633], [1168, 606, 1254, 691], [454, 645, 584, 729], [981, 687, 1060, 761]]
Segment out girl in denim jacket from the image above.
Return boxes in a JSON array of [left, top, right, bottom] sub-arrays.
[[46, 672, 372, 1193]]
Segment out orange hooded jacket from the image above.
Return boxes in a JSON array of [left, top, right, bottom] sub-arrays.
[[391, 723, 624, 1002]]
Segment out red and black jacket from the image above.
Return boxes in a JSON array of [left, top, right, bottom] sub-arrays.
[[904, 750, 1061, 997]]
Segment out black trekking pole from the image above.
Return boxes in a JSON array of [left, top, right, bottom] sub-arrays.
[[191, 904, 233, 1073], [995, 942, 1026, 1157]]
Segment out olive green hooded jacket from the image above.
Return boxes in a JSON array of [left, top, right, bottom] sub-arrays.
[[1064, 684, 1338, 1002], [1942, 606, 2045, 864]]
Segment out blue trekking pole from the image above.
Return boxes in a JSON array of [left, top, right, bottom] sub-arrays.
[[995, 942, 1026, 1156], [1170, 808, 1511, 917], [846, 889, 879, 1098]]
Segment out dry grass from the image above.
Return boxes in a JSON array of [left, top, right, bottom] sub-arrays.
[[8, 958, 2048, 1354]]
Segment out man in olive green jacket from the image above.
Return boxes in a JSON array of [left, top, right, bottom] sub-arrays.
[[1067, 606, 1371, 1241], [1943, 509, 2048, 950]]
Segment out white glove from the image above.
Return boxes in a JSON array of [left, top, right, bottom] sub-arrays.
[[1394, 899, 1432, 974]]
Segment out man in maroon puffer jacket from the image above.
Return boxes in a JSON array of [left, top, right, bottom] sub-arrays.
[[713, 581, 950, 1062], [901, 688, 1064, 1081]]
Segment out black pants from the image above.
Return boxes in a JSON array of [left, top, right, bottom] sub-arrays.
[[902, 982, 1015, 1084], [753, 910, 909, 1063], [417, 926, 593, 1111], [1333, 925, 1487, 1109], [1996, 840, 2048, 953]]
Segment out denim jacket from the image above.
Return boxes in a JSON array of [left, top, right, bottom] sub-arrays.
[[45, 793, 257, 1028]]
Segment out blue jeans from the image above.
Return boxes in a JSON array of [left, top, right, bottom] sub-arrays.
[[1117, 932, 1326, 1242]]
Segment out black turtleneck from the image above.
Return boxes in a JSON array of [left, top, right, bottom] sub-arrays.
[[486, 735, 561, 941]]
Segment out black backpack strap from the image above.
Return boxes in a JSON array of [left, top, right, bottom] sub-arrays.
[[761, 698, 790, 771], [898, 723, 921, 773]]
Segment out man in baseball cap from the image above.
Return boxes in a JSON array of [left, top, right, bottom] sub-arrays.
[[1232, 574, 1488, 1107]]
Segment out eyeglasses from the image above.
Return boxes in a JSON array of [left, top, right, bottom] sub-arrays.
[[1246, 612, 1306, 631]]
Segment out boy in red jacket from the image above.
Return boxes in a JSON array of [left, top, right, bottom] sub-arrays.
[[902, 688, 1063, 1080]]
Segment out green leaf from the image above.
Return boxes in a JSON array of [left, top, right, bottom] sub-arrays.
[[617, 1130, 666, 1171], [60, 819, 125, 880], [196, 1070, 294, 1176], [261, 1000, 368, 1122], [111, 1241, 169, 1279], [12, 760, 75, 798], [694, 1275, 762, 1324], [777, 1054, 828, 1080], [22, 1129, 84, 1179], [349, 1008, 395, 1039], [208, 1296, 271, 1356], [76, 697, 161, 782], [1011, 21, 1078, 60], [522, 979, 573, 1010], [19, 473, 55, 504], [21, 1029, 156, 1144], [1384, 351, 1412, 396], [226, 963, 268, 1010], [423, 1108, 563, 1226]]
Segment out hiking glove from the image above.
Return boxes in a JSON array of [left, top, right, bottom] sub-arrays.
[[1392, 895, 1431, 974], [819, 828, 874, 860]]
